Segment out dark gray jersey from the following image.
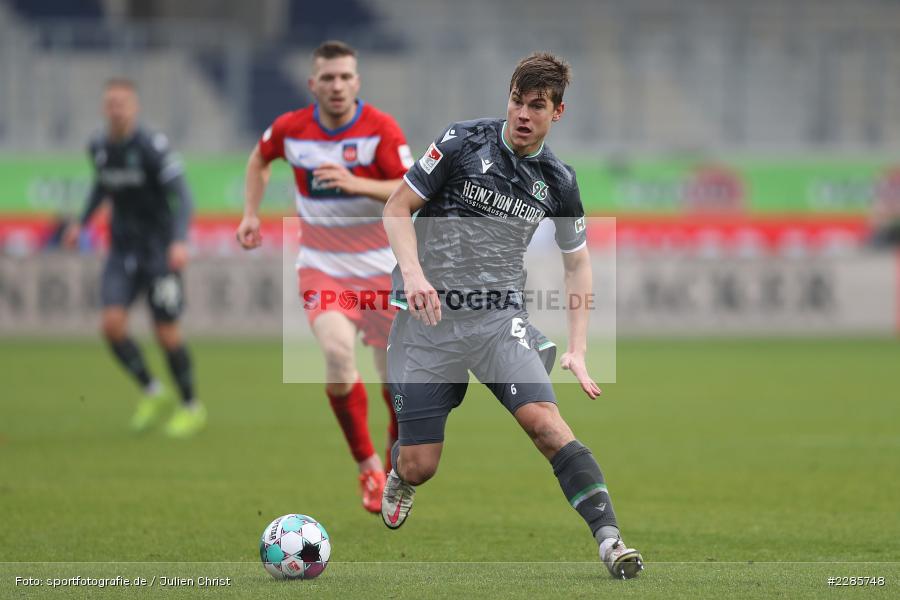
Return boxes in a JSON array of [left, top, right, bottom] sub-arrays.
[[82, 127, 192, 252], [394, 118, 586, 313]]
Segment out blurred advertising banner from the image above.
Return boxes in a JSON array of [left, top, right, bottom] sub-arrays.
[[617, 253, 899, 335], [0, 214, 874, 258], [1, 251, 896, 337], [2, 156, 899, 215], [0, 254, 283, 337]]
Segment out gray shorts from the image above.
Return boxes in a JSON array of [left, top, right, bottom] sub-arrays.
[[386, 309, 557, 445], [101, 249, 184, 322]]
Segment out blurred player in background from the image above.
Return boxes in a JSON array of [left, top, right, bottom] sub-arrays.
[[64, 78, 205, 438], [236, 41, 413, 513], [380, 53, 644, 578]]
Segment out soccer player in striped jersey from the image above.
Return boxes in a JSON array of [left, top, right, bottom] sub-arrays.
[[236, 41, 412, 513]]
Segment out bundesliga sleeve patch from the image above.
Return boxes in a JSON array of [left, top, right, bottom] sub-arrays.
[[418, 143, 443, 174], [152, 132, 170, 153]]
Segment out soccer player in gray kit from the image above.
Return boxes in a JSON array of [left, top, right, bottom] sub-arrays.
[[380, 54, 643, 578], [66, 78, 204, 438]]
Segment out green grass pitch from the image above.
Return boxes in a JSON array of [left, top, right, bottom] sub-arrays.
[[1, 337, 899, 598]]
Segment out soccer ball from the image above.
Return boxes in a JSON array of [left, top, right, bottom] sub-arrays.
[[259, 514, 331, 580]]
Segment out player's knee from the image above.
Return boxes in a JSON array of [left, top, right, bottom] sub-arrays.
[[525, 411, 573, 455], [399, 458, 438, 486], [321, 341, 355, 376], [153, 322, 182, 350], [400, 462, 437, 485], [325, 381, 354, 397], [101, 311, 127, 342]]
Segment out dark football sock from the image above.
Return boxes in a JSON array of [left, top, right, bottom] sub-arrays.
[[109, 338, 153, 389], [382, 386, 399, 471], [390, 440, 401, 476], [165, 345, 195, 404], [551, 440, 619, 540]]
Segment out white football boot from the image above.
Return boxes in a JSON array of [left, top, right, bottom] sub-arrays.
[[381, 469, 416, 529], [599, 537, 644, 579]]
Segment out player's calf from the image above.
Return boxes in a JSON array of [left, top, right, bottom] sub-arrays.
[[550, 440, 644, 576], [107, 337, 154, 390], [551, 440, 618, 535]]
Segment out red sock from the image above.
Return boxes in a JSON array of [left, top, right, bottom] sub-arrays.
[[327, 379, 375, 464], [382, 386, 399, 472]]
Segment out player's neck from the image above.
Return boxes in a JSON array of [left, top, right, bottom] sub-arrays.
[[108, 123, 136, 143], [502, 122, 543, 158], [317, 102, 357, 131]]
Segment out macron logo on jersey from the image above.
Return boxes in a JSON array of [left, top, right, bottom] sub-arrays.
[[419, 143, 443, 174], [481, 158, 493, 173], [440, 129, 457, 144]]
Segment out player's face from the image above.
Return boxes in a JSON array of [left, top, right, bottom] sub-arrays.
[[103, 86, 139, 138], [309, 56, 360, 121], [505, 88, 564, 155]]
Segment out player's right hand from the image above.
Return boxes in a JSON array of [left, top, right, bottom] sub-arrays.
[[62, 223, 81, 250], [404, 271, 441, 326], [236, 215, 262, 250], [560, 352, 602, 399]]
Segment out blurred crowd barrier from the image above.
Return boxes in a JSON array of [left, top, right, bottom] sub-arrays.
[[1, 250, 895, 337]]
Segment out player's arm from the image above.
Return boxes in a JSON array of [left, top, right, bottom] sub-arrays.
[[383, 182, 441, 325], [63, 182, 105, 249], [238, 117, 288, 249], [349, 174, 404, 202], [560, 246, 601, 399], [64, 140, 107, 249], [312, 164, 402, 203], [385, 122, 460, 324], [237, 144, 272, 249], [164, 173, 194, 271], [552, 166, 600, 398], [313, 115, 413, 202], [80, 183, 105, 225], [146, 132, 194, 270]]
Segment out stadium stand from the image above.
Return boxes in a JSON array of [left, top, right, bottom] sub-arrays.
[[3, 0, 900, 152]]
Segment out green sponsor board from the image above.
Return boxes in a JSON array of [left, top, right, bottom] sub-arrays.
[[569, 157, 895, 214], [0, 155, 297, 216], [0, 155, 896, 215]]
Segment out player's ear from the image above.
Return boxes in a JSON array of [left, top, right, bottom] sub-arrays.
[[552, 101, 565, 122], [307, 77, 315, 93]]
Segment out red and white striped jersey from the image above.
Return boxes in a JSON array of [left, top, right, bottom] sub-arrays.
[[258, 101, 413, 278]]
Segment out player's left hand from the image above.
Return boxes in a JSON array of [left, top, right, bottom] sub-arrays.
[[560, 352, 602, 399], [168, 241, 189, 272], [62, 223, 81, 250], [313, 163, 361, 195]]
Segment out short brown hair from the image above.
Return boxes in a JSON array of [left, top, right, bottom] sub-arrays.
[[508, 52, 571, 107], [312, 40, 357, 62], [104, 77, 137, 92]]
